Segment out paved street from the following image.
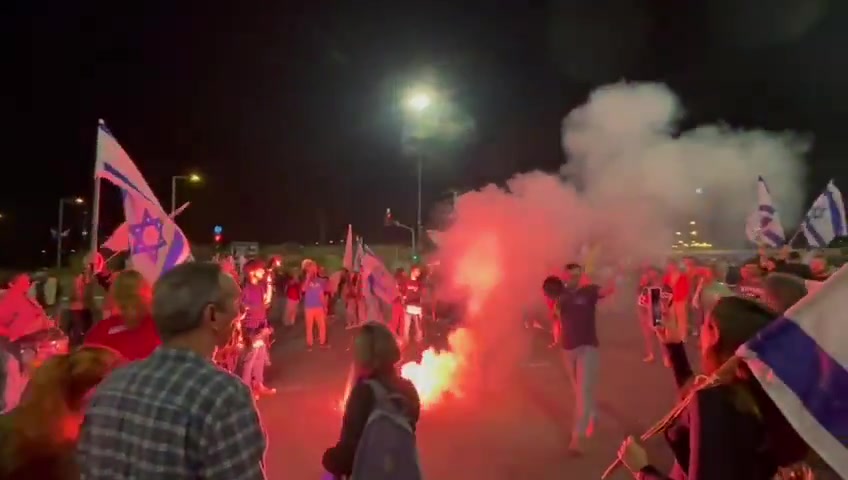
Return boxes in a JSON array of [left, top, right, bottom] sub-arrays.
[[258, 303, 689, 479]]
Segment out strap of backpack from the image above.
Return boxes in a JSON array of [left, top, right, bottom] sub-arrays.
[[364, 379, 409, 417]]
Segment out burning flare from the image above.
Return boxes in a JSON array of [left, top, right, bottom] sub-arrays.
[[337, 328, 475, 411]]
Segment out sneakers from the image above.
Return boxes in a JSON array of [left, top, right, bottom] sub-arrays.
[[252, 384, 276, 398]]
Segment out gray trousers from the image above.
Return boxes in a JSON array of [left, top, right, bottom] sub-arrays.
[[560, 345, 599, 439]]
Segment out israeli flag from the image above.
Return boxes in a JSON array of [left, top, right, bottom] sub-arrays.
[[737, 264, 848, 477], [745, 176, 786, 247], [801, 180, 847, 248], [94, 121, 192, 283], [360, 244, 397, 305]]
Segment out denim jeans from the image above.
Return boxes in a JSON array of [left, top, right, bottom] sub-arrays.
[[242, 342, 270, 387], [560, 345, 599, 439]]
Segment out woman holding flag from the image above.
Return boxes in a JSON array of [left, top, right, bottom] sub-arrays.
[[615, 296, 808, 479]]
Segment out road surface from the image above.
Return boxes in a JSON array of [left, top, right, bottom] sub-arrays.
[[258, 303, 688, 479]]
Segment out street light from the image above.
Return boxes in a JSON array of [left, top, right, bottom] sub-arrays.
[[57, 197, 85, 269], [407, 92, 432, 112], [171, 173, 202, 214], [403, 88, 435, 255]]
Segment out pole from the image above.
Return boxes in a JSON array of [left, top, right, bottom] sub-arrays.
[[56, 199, 64, 269], [786, 228, 803, 248], [416, 154, 422, 255], [171, 176, 178, 216], [91, 120, 104, 256]]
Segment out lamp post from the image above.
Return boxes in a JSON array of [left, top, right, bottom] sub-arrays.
[[404, 90, 433, 254], [171, 173, 202, 214], [57, 197, 84, 269]]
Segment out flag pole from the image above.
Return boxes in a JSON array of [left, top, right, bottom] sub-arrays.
[[90, 120, 104, 255]]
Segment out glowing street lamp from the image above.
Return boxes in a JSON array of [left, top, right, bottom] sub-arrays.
[[171, 173, 202, 214], [403, 88, 436, 255], [406, 91, 432, 112], [690, 230, 698, 236], [689, 220, 696, 225]]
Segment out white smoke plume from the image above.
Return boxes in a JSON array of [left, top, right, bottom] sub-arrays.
[[431, 81, 809, 380]]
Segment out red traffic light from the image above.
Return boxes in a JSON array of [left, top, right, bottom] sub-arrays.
[[384, 208, 393, 226], [214, 234, 222, 243]]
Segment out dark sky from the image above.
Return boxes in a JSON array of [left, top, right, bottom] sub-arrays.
[[7, 0, 848, 268]]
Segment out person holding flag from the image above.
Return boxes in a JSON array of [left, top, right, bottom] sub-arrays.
[[799, 180, 847, 248], [93, 121, 192, 285], [745, 176, 786, 248]]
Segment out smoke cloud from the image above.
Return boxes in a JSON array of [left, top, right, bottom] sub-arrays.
[[432, 81, 809, 381]]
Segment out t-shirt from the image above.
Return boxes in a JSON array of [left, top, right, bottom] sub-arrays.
[[402, 279, 423, 306], [557, 284, 602, 350], [735, 278, 765, 300], [663, 273, 690, 302], [303, 277, 326, 309], [241, 283, 267, 328], [84, 314, 161, 362]]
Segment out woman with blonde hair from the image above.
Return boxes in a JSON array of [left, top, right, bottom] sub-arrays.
[[0, 346, 123, 479], [84, 270, 160, 361]]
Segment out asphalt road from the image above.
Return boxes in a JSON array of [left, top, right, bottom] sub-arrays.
[[258, 303, 689, 479]]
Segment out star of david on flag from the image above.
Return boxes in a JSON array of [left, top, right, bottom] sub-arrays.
[[95, 121, 192, 282], [128, 209, 168, 262], [801, 180, 847, 248]]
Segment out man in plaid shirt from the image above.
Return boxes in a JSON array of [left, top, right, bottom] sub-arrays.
[[77, 262, 267, 479]]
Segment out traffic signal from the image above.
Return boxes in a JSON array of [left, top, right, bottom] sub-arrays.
[[213, 225, 223, 248], [384, 208, 393, 226]]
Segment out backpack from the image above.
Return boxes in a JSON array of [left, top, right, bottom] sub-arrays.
[[350, 379, 423, 480]]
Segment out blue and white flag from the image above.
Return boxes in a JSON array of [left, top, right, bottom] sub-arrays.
[[801, 180, 847, 248], [342, 225, 354, 270], [745, 176, 786, 247], [95, 122, 191, 283], [737, 264, 848, 477], [360, 244, 397, 305]]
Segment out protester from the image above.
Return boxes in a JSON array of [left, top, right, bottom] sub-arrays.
[[322, 322, 421, 478], [68, 266, 99, 347], [389, 268, 407, 336], [774, 250, 814, 280], [544, 263, 616, 455], [762, 273, 808, 314], [663, 260, 691, 341], [302, 260, 328, 350], [808, 254, 833, 281], [616, 296, 808, 479], [1, 336, 27, 413], [77, 262, 267, 480], [635, 267, 667, 363], [268, 256, 289, 327], [0, 273, 52, 342], [0, 346, 122, 480], [344, 271, 365, 329], [691, 263, 733, 315], [736, 262, 766, 300], [241, 260, 276, 396], [400, 266, 425, 345], [284, 268, 302, 327], [84, 270, 160, 361]]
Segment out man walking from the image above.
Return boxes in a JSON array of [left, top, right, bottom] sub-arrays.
[[544, 263, 616, 456]]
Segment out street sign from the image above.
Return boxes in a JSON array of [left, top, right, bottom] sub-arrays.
[[230, 241, 260, 258]]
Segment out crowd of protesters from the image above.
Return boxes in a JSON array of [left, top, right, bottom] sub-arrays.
[[0, 244, 842, 479]]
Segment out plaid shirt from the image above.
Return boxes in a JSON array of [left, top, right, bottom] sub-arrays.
[[77, 347, 267, 480]]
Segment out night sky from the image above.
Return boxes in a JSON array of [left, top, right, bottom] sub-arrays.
[[7, 0, 848, 268]]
